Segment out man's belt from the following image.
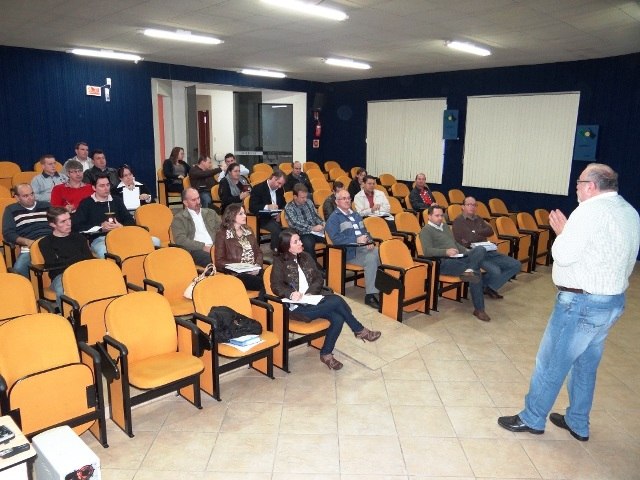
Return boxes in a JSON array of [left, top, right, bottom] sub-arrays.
[[557, 286, 588, 294]]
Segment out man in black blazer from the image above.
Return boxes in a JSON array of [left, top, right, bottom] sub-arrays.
[[249, 170, 286, 251]]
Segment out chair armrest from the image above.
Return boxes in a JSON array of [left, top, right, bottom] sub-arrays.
[[100, 337, 126, 381], [517, 229, 538, 236], [250, 298, 274, 331], [37, 299, 56, 313], [78, 341, 105, 380], [175, 317, 204, 357], [412, 257, 433, 266], [378, 263, 407, 275], [60, 293, 80, 327], [104, 252, 122, 267], [193, 312, 221, 345], [103, 334, 128, 356], [143, 278, 164, 294], [126, 282, 144, 292]]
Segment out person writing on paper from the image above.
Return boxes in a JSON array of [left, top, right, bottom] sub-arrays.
[[452, 196, 521, 299], [249, 170, 286, 252], [270, 229, 381, 370], [114, 165, 153, 213], [214, 203, 265, 298], [354, 175, 390, 217], [284, 184, 325, 267]]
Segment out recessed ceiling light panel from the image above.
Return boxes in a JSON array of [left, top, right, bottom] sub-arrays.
[[241, 68, 286, 78], [445, 41, 491, 56], [143, 28, 223, 45], [323, 57, 371, 70], [70, 48, 143, 62], [262, 0, 348, 21]]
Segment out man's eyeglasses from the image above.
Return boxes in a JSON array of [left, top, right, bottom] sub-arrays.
[[336, 196, 351, 201], [464, 203, 477, 207], [576, 180, 591, 185]]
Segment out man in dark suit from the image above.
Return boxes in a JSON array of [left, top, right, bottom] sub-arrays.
[[249, 170, 286, 251]]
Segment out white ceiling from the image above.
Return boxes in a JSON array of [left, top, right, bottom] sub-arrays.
[[1, 0, 639, 82]]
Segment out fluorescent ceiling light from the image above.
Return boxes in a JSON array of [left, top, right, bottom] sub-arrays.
[[323, 57, 371, 70], [70, 49, 142, 62], [241, 68, 286, 78], [143, 28, 222, 45], [446, 41, 491, 56], [262, 0, 348, 21]]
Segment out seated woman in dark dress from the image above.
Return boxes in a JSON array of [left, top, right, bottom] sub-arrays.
[[270, 229, 381, 370], [162, 146, 189, 193], [348, 167, 367, 199], [218, 162, 251, 213], [214, 202, 265, 297], [114, 165, 153, 213]]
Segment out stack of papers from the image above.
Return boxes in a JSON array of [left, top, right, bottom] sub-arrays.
[[229, 334, 261, 347], [282, 294, 324, 305], [470, 241, 498, 252], [225, 263, 261, 273]]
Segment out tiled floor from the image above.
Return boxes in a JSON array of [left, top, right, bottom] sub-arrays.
[[84, 264, 640, 479]]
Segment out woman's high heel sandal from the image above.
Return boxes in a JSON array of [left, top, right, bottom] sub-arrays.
[[355, 327, 381, 342], [320, 354, 343, 370]]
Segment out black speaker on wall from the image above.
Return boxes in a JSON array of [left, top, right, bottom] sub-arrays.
[[312, 93, 327, 110]]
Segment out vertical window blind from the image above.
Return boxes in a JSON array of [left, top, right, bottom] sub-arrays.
[[462, 92, 580, 195], [366, 98, 447, 182]]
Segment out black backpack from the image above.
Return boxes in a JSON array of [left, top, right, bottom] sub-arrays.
[[207, 306, 263, 343]]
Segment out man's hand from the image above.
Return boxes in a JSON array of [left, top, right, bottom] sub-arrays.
[[357, 235, 369, 244], [290, 291, 303, 301], [203, 245, 212, 253], [312, 224, 324, 232], [268, 204, 279, 210], [372, 203, 380, 212], [446, 248, 459, 257], [240, 191, 250, 200], [549, 209, 567, 235], [101, 219, 121, 231]]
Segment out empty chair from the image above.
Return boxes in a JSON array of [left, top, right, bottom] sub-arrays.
[[495, 216, 533, 273], [0, 313, 108, 446], [378, 173, 396, 192], [249, 170, 271, 185], [0, 272, 39, 323], [252, 163, 273, 174], [395, 211, 422, 253], [262, 265, 329, 372], [143, 247, 198, 317], [534, 208, 550, 228], [489, 198, 518, 223], [61, 259, 129, 344], [310, 176, 331, 192], [431, 191, 449, 208], [103, 291, 204, 437], [306, 169, 326, 182], [0, 161, 20, 189], [312, 189, 331, 207], [448, 189, 465, 205], [446, 204, 463, 223], [135, 203, 173, 247], [363, 216, 409, 247], [0, 184, 11, 198], [378, 239, 430, 321], [105, 226, 156, 287], [517, 212, 551, 266], [11, 171, 38, 187], [391, 182, 410, 203], [388, 196, 405, 216], [192, 274, 279, 400], [323, 161, 341, 174], [303, 161, 321, 172], [329, 167, 348, 181], [278, 162, 293, 175]]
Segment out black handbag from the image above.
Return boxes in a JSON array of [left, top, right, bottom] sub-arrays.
[[207, 306, 262, 343]]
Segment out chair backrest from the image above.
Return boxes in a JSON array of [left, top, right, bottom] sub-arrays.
[[447, 204, 462, 222], [193, 274, 253, 318], [310, 177, 331, 192], [448, 189, 465, 205], [0, 313, 80, 390], [313, 189, 331, 207], [379, 239, 414, 269], [279, 163, 293, 175], [391, 182, 410, 198], [0, 185, 11, 198], [489, 198, 509, 215], [350, 167, 360, 178], [374, 184, 389, 196], [250, 170, 271, 185], [404, 195, 414, 210], [105, 291, 178, 364], [34, 161, 64, 173], [105, 226, 156, 286], [395, 211, 421, 234], [62, 259, 129, 344], [431, 191, 449, 208], [284, 191, 294, 204], [388, 196, 404, 215], [335, 175, 352, 188], [144, 247, 198, 304], [263, 264, 275, 295], [0, 197, 17, 245], [252, 163, 273, 174], [0, 161, 21, 189], [476, 201, 492, 220], [415, 235, 425, 256], [303, 161, 320, 172], [534, 208, 550, 227], [0, 273, 37, 322], [211, 184, 221, 202], [323, 161, 340, 174], [363, 216, 393, 241], [329, 167, 347, 181], [11, 171, 38, 187], [496, 216, 519, 236], [135, 203, 173, 247], [517, 212, 538, 231], [378, 173, 396, 188], [306, 169, 326, 181]]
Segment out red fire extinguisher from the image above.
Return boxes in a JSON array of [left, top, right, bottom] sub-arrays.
[[313, 110, 322, 138]]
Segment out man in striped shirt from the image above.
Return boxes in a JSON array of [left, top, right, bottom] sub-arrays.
[[2, 183, 51, 277]]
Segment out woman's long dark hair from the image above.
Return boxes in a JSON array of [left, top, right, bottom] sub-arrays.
[[276, 229, 298, 261], [221, 203, 244, 230], [168, 146, 183, 164]]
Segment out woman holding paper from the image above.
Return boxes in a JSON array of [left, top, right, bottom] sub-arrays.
[[214, 203, 265, 298], [114, 165, 153, 213], [218, 163, 250, 213], [271, 229, 381, 370]]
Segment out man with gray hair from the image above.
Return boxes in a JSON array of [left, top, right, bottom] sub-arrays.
[[31, 154, 67, 202], [499, 163, 640, 441]]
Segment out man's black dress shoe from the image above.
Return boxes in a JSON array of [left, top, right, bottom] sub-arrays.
[[497, 415, 544, 434], [483, 287, 504, 299], [364, 294, 380, 309], [549, 413, 589, 441]]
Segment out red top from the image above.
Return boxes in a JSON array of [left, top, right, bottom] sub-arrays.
[[50, 183, 94, 211], [365, 191, 375, 208]]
